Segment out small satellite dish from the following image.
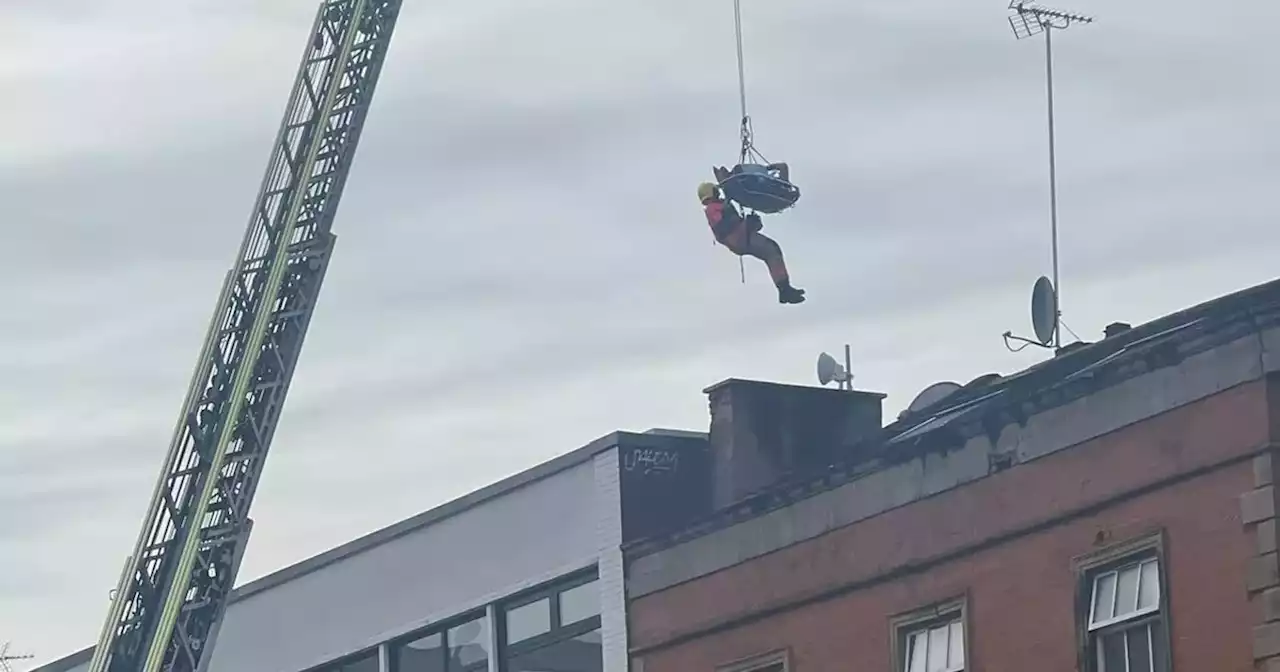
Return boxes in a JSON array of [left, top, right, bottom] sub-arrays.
[[1031, 275, 1059, 346], [905, 381, 962, 415], [816, 351, 850, 387], [964, 373, 1003, 389]]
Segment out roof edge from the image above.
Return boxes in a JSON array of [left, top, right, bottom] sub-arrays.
[[701, 377, 888, 400], [231, 430, 648, 601], [26, 648, 91, 672]]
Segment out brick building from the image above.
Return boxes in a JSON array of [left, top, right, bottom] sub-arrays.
[[625, 279, 1280, 672]]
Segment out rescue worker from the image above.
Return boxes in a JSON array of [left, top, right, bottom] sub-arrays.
[[699, 182, 806, 304]]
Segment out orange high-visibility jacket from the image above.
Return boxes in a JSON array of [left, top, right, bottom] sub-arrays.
[[703, 199, 742, 241]]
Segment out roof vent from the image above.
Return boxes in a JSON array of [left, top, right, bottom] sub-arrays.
[[1104, 321, 1132, 338]]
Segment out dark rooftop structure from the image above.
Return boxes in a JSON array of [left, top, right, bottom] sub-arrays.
[[627, 275, 1280, 558]]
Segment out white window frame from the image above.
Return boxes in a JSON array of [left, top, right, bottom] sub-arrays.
[[716, 649, 789, 672], [890, 596, 968, 672], [902, 615, 965, 672], [1087, 557, 1162, 632], [1074, 533, 1170, 672]]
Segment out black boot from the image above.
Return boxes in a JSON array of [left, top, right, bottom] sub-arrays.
[[778, 283, 806, 304]]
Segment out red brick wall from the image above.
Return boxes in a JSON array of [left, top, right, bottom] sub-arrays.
[[630, 381, 1268, 671]]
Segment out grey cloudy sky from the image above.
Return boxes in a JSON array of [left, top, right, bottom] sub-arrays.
[[1, 0, 1275, 665]]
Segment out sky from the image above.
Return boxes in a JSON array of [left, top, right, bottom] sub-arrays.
[[1, 0, 1276, 665]]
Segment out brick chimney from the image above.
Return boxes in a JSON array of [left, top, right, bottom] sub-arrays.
[[702, 378, 887, 510]]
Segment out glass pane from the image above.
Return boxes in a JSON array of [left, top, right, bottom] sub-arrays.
[[559, 580, 602, 626], [507, 628, 603, 672], [947, 621, 965, 669], [506, 598, 551, 644], [1098, 631, 1126, 672], [1115, 564, 1141, 618], [927, 625, 949, 672], [448, 617, 490, 670], [397, 631, 445, 672], [1092, 572, 1117, 625], [906, 631, 928, 672], [1126, 624, 1153, 672], [1137, 560, 1161, 611]]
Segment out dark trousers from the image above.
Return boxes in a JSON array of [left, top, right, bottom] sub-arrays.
[[719, 224, 790, 286]]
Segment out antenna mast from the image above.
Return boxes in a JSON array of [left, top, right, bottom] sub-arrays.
[[1007, 1, 1093, 349], [1, 642, 34, 672]]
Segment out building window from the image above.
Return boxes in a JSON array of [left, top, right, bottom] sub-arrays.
[[392, 612, 491, 672], [891, 597, 967, 672], [506, 597, 552, 644], [1085, 556, 1168, 672], [903, 616, 964, 672], [716, 650, 788, 672], [501, 572, 603, 672], [559, 578, 602, 625]]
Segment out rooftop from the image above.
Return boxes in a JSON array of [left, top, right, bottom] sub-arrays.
[[625, 274, 1280, 558]]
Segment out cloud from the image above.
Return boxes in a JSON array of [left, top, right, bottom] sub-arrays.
[[2, 0, 1277, 666]]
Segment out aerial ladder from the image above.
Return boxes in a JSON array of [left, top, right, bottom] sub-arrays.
[[86, 1, 403, 670]]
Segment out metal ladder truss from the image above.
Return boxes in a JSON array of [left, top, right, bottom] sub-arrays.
[[88, 2, 404, 671]]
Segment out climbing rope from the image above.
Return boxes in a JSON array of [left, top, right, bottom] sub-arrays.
[[733, 0, 761, 167], [732, 0, 749, 284], [732, 1, 774, 171]]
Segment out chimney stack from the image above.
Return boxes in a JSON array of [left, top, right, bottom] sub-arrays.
[[703, 378, 886, 510], [1104, 321, 1132, 338]]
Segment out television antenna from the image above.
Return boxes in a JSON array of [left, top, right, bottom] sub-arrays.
[[816, 345, 854, 391], [1, 642, 33, 672], [1007, 1, 1093, 350]]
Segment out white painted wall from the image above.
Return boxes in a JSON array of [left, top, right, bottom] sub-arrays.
[[54, 449, 625, 672], [593, 449, 629, 672]]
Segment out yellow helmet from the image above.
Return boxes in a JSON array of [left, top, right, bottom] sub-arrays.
[[697, 182, 719, 203]]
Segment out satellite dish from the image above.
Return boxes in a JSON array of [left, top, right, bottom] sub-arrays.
[[964, 373, 1003, 389], [1031, 275, 1059, 346], [905, 381, 962, 414], [816, 351, 850, 387]]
